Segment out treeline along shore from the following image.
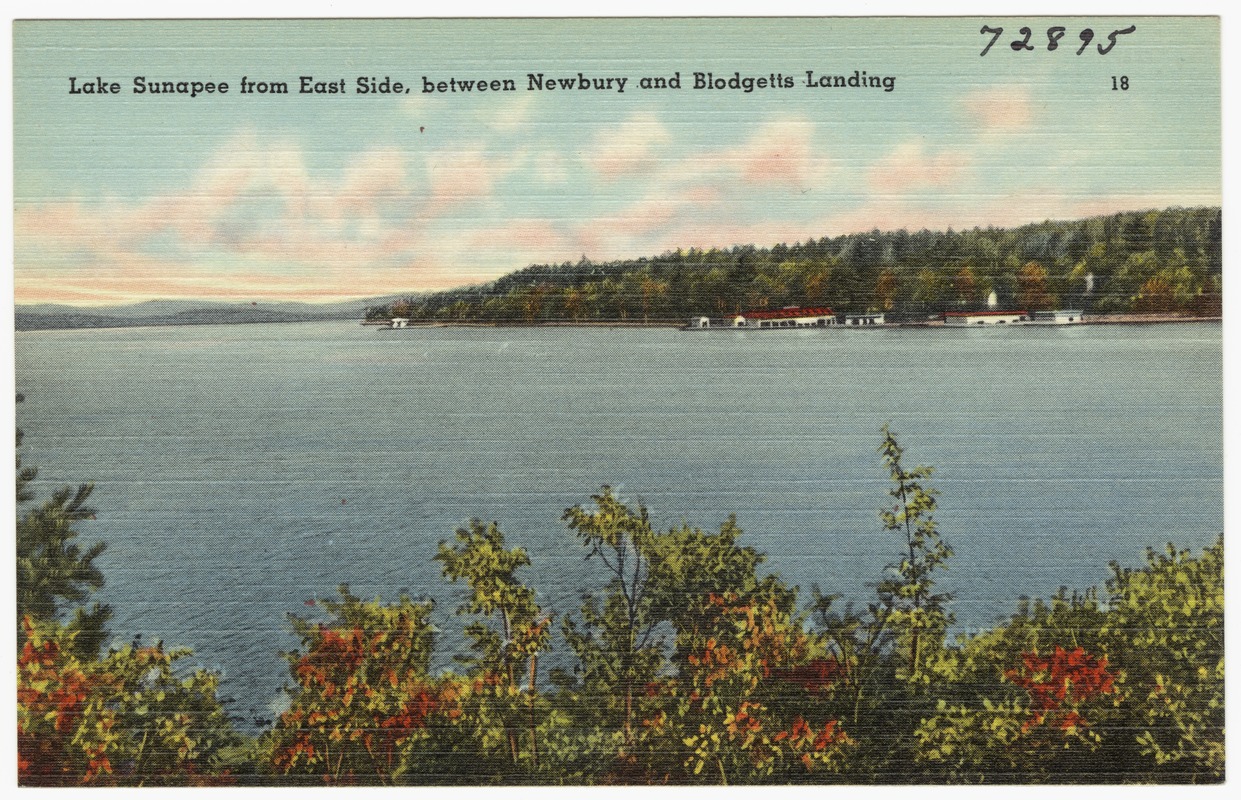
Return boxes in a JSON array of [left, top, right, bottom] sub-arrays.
[[17, 412, 1224, 786], [367, 206, 1221, 326], [14, 207, 1220, 332]]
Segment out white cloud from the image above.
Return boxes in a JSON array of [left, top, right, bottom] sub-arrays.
[[585, 112, 671, 179], [962, 86, 1034, 133], [868, 140, 970, 194], [726, 117, 830, 190]]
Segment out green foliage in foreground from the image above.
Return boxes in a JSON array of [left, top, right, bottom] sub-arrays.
[[16, 419, 1224, 785], [915, 537, 1224, 783], [16, 394, 110, 658]]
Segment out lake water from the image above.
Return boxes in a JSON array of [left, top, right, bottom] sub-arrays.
[[14, 321, 1222, 724]]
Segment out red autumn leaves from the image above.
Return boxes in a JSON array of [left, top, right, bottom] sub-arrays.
[[1007, 646, 1116, 734]]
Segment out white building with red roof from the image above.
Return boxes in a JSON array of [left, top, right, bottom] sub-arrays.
[[732, 306, 837, 329]]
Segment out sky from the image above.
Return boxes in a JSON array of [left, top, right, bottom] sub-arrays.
[[11, 16, 1221, 306]]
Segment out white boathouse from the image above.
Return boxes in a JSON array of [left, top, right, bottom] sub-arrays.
[[1032, 310, 1084, 324], [845, 313, 885, 326], [732, 306, 837, 328], [943, 310, 1029, 326]]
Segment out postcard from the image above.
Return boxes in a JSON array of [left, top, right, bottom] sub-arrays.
[[11, 16, 1222, 786]]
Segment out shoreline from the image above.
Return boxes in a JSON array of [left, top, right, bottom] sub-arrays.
[[366, 313, 1221, 330], [1081, 313, 1222, 325], [15, 312, 1222, 333]]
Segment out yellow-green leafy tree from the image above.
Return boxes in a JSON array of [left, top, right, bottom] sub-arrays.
[[435, 520, 553, 777], [262, 586, 460, 785]]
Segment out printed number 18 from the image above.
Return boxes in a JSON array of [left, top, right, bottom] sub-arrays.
[[1112, 76, 1129, 91]]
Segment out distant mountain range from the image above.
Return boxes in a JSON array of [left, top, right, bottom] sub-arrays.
[[14, 297, 409, 331]]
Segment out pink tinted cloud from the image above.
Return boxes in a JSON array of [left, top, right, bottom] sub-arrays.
[[15, 261, 427, 305], [14, 133, 457, 303], [333, 148, 409, 216], [14, 200, 109, 252], [568, 180, 729, 251], [812, 184, 1219, 243], [647, 218, 814, 254], [586, 113, 671, 179], [170, 131, 312, 234], [606, 196, 681, 237], [467, 219, 568, 255], [962, 86, 1033, 132], [548, 120, 829, 261], [18, 133, 415, 256], [568, 117, 827, 253], [425, 147, 517, 212], [1068, 192, 1219, 220], [16, 133, 568, 304], [819, 199, 971, 238], [730, 118, 827, 190], [868, 140, 970, 194], [648, 118, 828, 194]]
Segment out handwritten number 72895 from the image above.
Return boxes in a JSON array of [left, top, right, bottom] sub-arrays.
[[979, 24, 1135, 56]]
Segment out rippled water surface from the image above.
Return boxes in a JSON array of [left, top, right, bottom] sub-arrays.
[[15, 321, 1221, 721]]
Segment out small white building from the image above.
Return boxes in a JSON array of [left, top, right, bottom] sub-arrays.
[[689, 316, 712, 328], [845, 313, 885, 326], [733, 306, 837, 329], [1032, 310, 1084, 324], [389, 317, 410, 328], [943, 311, 1029, 326]]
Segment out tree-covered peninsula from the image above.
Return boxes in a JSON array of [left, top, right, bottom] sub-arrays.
[[367, 206, 1221, 324]]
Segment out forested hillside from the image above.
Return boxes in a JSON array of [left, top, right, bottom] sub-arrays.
[[367, 206, 1221, 323]]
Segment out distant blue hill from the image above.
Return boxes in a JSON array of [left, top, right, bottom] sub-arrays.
[[14, 296, 411, 331]]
